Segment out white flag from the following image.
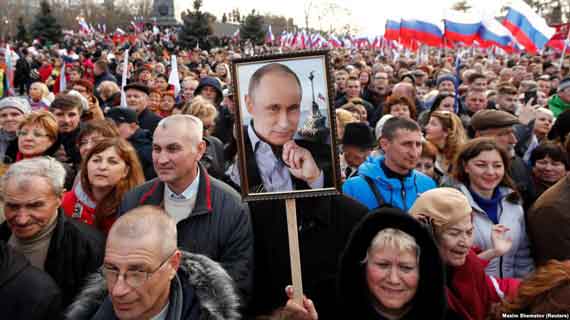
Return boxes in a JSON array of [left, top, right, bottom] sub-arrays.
[[120, 49, 129, 108], [168, 55, 181, 96]]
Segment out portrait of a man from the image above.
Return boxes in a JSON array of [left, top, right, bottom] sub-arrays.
[[230, 52, 339, 200]]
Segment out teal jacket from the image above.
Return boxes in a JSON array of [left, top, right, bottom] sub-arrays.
[[342, 156, 437, 211]]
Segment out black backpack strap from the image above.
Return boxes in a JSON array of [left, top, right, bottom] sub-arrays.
[[363, 175, 385, 208]]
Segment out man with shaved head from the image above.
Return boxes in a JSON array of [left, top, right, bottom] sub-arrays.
[[66, 206, 240, 320], [118, 115, 253, 303]]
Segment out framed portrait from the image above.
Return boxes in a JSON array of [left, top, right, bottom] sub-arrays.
[[229, 50, 341, 201]]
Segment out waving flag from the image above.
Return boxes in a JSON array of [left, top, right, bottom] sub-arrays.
[[401, 17, 443, 47], [444, 10, 482, 44], [59, 63, 67, 92], [479, 18, 515, 49], [120, 49, 129, 108], [385, 19, 401, 41], [328, 34, 342, 48], [502, 0, 555, 53], [168, 55, 181, 96]]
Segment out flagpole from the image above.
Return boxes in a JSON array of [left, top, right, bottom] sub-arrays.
[[559, 27, 570, 68]]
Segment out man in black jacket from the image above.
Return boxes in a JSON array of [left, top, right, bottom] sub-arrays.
[[106, 107, 156, 180], [0, 242, 62, 320], [118, 115, 253, 304], [124, 82, 162, 134], [0, 157, 104, 308]]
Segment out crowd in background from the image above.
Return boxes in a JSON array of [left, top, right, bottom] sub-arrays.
[[0, 27, 570, 320]]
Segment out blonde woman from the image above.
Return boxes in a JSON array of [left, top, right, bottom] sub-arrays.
[[181, 96, 225, 179], [424, 110, 467, 177], [28, 81, 51, 111]]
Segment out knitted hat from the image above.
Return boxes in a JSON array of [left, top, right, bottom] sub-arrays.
[[436, 74, 457, 88], [0, 97, 31, 115], [410, 188, 472, 231]]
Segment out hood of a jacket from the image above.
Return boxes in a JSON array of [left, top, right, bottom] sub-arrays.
[[65, 251, 240, 320], [0, 242, 29, 287], [194, 77, 223, 105], [338, 207, 447, 319]]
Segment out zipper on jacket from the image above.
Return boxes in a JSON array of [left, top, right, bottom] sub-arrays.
[[499, 256, 504, 278], [400, 178, 407, 211]]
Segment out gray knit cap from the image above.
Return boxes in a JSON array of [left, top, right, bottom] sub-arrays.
[[0, 97, 32, 115]]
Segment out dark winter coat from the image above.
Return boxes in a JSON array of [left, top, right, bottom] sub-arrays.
[[127, 127, 156, 180], [0, 210, 105, 308], [338, 208, 447, 319], [201, 135, 225, 180], [527, 175, 570, 266], [0, 242, 62, 320], [94, 71, 117, 89], [137, 108, 162, 134], [65, 252, 240, 320], [213, 105, 235, 145], [509, 155, 537, 210], [117, 164, 254, 304], [247, 195, 368, 319]]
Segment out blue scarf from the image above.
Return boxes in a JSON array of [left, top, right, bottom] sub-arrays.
[[469, 187, 502, 224]]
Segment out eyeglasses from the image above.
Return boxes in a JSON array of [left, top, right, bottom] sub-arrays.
[[102, 251, 175, 289], [17, 130, 50, 139]]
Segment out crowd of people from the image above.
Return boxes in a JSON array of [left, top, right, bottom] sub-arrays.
[[0, 27, 570, 320]]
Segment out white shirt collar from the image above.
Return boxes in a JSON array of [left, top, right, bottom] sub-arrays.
[[165, 168, 200, 200]]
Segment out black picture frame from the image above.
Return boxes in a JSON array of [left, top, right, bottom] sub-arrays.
[[229, 50, 341, 201]]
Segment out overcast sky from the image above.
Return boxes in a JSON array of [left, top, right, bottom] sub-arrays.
[[174, 0, 508, 34]]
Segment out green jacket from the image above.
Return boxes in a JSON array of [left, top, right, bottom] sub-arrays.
[[548, 95, 570, 117]]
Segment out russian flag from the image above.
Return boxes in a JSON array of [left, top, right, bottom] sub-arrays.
[[478, 18, 515, 49], [401, 18, 443, 47], [502, 0, 555, 53], [385, 19, 400, 41], [328, 34, 342, 48], [444, 10, 481, 45]]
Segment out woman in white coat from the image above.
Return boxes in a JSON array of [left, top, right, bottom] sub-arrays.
[[452, 137, 534, 279]]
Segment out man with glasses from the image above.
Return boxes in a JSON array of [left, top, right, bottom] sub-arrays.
[[66, 205, 240, 320]]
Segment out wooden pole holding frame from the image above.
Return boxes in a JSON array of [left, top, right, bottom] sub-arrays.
[[285, 198, 304, 304]]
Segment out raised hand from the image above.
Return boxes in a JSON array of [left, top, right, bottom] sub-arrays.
[[490, 224, 513, 257]]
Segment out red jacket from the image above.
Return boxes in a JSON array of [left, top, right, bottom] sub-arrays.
[[61, 185, 115, 234], [446, 250, 520, 320]]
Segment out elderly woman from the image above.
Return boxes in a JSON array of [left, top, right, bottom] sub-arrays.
[[514, 107, 554, 163], [0, 157, 104, 307], [28, 81, 50, 111], [410, 188, 519, 320], [383, 95, 417, 120], [529, 142, 569, 197], [424, 111, 467, 177], [453, 138, 534, 279], [337, 207, 447, 319], [62, 138, 144, 234], [181, 96, 225, 179], [159, 90, 177, 118], [0, 97, 31, 164], [16, 110, 59, 161]]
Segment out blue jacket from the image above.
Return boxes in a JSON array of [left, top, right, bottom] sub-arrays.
[[342, 156, 436, 211]]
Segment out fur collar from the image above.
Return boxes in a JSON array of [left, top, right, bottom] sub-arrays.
[[65, 251, 240, 320]]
